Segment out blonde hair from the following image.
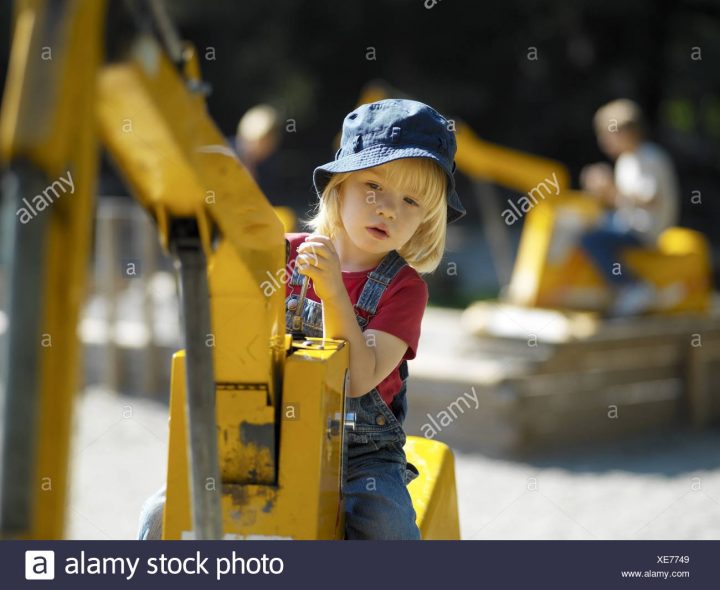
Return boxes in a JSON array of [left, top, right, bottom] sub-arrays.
[[237, 104, 280, 141], [305, 158, 448, 274], [593, 99, 645, 136]]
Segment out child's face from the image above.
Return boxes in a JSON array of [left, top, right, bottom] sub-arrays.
[[596, 128, 640, 160], [337, 165, 425, 256]]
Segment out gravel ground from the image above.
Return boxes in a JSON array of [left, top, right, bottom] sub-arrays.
[[68, 387, 169, 540], [67, 386, 720, 540], [455, 430, 720, 540]]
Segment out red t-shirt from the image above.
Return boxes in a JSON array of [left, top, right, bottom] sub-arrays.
[[285, 232, 428, 407]]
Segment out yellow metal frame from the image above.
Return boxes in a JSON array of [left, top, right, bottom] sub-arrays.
[[164, 338, 348, 540], [0, 8, 461, 540], [0, 0, 106, 539], [508, 196, 712, 313]]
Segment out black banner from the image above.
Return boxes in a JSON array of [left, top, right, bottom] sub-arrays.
[[6, 540, 716, 588]]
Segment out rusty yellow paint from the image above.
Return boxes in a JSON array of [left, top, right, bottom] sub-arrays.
[[164, 337, 348, 540]]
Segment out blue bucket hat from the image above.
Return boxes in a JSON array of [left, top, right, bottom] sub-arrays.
[[313, 99, 465, 224]]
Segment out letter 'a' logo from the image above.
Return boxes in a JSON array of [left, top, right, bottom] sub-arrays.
[[25, 550, 55, 580]]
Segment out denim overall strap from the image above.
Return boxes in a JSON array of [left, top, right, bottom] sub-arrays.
[[288, 242, 406, 309], [286, 249, 412, 388], [340, 249, 420, 499], [287, 248, 408, 335], [354, 250, 407, 315]]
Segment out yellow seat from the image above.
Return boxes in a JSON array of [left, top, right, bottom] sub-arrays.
[[405, 436, 461, 540], [623, 227, 712, 312], [510, 196, 712, 314]]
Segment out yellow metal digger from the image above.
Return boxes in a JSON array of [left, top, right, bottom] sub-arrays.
[[359, 82, 712, 314], [0, 1, 459, 540]]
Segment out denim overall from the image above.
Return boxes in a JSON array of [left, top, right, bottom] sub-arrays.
[[286, 248, 421, 540]]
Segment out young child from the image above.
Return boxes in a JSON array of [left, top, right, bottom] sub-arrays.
[[579, 98, 681, 316], [136, 98, 464, 541], [287, 98, 464, 539]]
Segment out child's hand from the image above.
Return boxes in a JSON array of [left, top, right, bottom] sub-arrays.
[[296, 235, 345, 302], [580, 163, 616, 206]]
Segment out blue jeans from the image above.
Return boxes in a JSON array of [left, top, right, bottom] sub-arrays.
[[343, 386, 420, 540], [579, 212, 644, 286], [137, 484, 165, 540]]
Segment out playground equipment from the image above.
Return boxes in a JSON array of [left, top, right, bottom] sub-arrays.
[[0, 1, 459, 540], [360, 82, 713, 316], [357, 83, 718, 453]]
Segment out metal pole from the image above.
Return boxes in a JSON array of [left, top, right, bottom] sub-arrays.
[[170, 219, 222, 540], [0, 165, 51, 534]]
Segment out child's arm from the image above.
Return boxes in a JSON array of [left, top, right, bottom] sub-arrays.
[[321, 290, 408, 397], [294, 235, 408, 397]]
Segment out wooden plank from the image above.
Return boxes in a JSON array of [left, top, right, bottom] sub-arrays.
[[686, 333, 720, 427]]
